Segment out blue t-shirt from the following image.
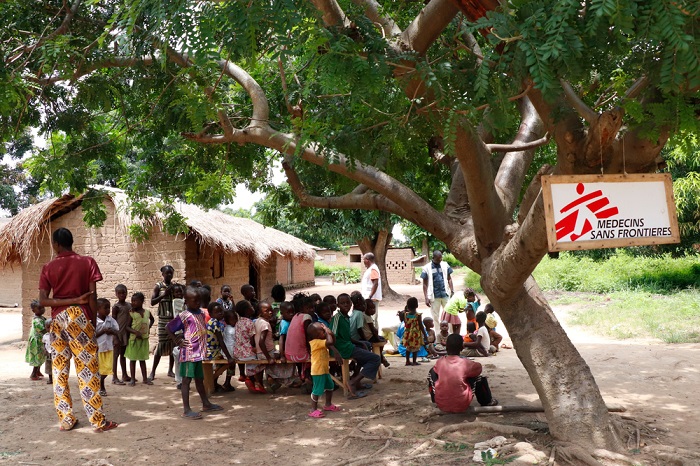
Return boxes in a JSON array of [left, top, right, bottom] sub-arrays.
[[420, 262, 454, 298], [279, 319, 290, 336]]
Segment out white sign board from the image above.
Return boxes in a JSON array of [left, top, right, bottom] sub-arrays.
[[541, 174, 680, 252]]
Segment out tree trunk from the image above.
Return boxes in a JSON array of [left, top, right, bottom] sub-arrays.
[[486, 276, 623, 449], [356, 228, 399, 299]]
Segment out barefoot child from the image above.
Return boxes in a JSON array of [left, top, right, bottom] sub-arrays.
[[125, 292, 153, 386], [423, 316, 440, 358], [402, 297, 426, 366], [111, 284, 131, 384], [26, 300, 47, 381], [95, 298, 119, 396], [434, 321, 449, 353], [166, 286, 222, 419], [306, 322, 343, 418], [483, 304, 503, 351]]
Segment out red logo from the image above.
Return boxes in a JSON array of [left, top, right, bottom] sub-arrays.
[[555, 183, 619, 241]]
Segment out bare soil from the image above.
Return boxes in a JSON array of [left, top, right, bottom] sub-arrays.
[[1, 278, 698, 465]]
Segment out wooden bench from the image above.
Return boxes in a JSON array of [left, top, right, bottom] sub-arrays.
[[202, 342, 385, 397]]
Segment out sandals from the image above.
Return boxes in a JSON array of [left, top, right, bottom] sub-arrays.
[[347, 390, 367, 400], [94, 420, 118, 433], [181, 412, 202, 420], [323, 404, 341, 412], [308, 409, 325, 418], [201, 404, 223, 412]]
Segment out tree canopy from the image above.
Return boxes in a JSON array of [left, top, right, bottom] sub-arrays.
[[1, 0, 698, 456]]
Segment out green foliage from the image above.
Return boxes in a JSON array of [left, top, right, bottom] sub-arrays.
[[562, 289, 700, 343], [442, 253, 464, 268], [533, 251, 700, 293], [313, 263, 361, 283]]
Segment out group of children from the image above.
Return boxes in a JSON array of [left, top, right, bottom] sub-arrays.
[[25, 265, 506, 420]]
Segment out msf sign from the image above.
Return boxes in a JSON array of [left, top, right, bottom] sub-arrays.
[[542, 174, 680, 252]]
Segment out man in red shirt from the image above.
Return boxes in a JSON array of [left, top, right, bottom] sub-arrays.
[[428, 334, 497, 412], [39, 228, 118, 432]]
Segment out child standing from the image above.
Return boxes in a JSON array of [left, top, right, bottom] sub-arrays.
[[306, 322, 342, 418], [95, 298, 119, 396], [42, 326, 53, 385], [166, 286, 222, 419], [222, 309, 238, 391], [206, 302, 234, 392], [26, 300, 47, 381], [233, 299, 257, 393], [278, 302, 295, 363], [216, 285, 234, 313], [125, 292, 153, 386], [112, 283, 131, 385], [402, 297, 427, 366], [112, 284, 131, 385]]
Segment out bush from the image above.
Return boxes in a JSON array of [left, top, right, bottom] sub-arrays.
[[314, 262, 362, 283], [442, 253, 464, 268], [534, 250, 700, 294]]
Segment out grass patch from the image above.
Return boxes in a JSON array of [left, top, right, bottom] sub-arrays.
[[460, 251, 700, 343], [566, 289, 700, 343], [313, 262, 361, 283]]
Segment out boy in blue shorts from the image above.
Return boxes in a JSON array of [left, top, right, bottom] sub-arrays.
[[306, 322, 343, 418]]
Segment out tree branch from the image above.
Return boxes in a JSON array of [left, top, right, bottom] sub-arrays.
[[401, 0, 459, 56], [493, 97, 547, 216], [352, 0, 402, 37], [453, 121, 506, 256], [623, 76, 649, 100], [34, 56, 154, 85], [309, 0, 351, 28], [560, 79, 597, 124], [21, 0, 83, 55], [282, 160, 413, 218], [486, 193, 549, 301], [517, 164, 552, 226], [487, 132, 549, 153]]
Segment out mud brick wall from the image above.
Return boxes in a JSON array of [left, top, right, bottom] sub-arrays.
[[0, 263, 22, 306], [21, 200, 187, 339]]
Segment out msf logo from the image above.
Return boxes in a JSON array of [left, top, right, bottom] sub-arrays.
[[555, 183, 619, 241]]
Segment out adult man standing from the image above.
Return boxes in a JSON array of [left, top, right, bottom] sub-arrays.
[[39, 228, 118, 432], [361, 253, 382, 327], [421, 250, 454, 323]]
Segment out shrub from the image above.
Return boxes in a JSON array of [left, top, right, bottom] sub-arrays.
[[442, 253, 464, 268], [314, 262, 362, 283]]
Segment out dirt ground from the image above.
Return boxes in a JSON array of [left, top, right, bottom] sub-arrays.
[[1, 278, 699, 466]]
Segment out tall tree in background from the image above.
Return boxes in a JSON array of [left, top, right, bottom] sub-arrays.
[[254, 183, 400, 297], [1, 0, 698, 456]]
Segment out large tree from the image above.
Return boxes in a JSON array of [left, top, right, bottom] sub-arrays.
[[2, 0, 698, 456]]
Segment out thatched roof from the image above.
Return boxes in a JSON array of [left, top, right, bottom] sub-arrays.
[[0, 188, 315, 265]]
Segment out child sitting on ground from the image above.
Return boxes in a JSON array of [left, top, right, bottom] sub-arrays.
[[462, 312, 495, 357], [434, 321, 449, 353], [484, 304, 505, 351], [233, 299, 258, 393], [465, 321, 477, 342], [125, 292, 153, 386], [306, 322, 343, 418], [95, 298, 119, 396], [423, 316, 441, 358], [206, 302, 234, 392], [167, 286, 222, 419], [26, 300, 47, 381]]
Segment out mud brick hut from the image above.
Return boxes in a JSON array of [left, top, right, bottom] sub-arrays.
[[0, 188, 315, 338]]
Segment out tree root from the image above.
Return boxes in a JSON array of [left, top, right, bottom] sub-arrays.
[[429, 420, 536, 439]]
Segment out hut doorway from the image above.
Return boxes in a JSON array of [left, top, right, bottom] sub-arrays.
[[249, 261, 260, 294]]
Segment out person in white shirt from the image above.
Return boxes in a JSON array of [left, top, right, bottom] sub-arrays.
[[361, 253, 382, 327], [461, 312, 496, 357]]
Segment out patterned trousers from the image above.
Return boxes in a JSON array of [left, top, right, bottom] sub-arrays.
[[50, 306, 106, 429]]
